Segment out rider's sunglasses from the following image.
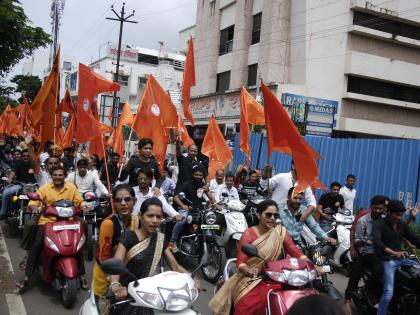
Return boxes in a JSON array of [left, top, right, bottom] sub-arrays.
[[114, 197, 134, 204], [264, 212, 279, 220]]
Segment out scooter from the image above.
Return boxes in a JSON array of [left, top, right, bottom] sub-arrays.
[[28, 193, 85, 309], [79, 252, 209, 314]]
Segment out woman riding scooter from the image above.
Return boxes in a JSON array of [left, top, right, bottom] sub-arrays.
[[209, 199, 318, 315], [92, 184, 139, 312], [109, 197, 201, 315]]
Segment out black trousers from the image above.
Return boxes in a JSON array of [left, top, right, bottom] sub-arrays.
[[344, 253, 383, 300], [25, 225, 85, 277]]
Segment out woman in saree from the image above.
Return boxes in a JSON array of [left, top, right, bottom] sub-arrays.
[[92, 184, 139, 309], [108, 197, 200, 315], [209, 199, 314, 315]]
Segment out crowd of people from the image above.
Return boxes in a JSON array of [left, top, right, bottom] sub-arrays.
[[0, 133, 419, 315]]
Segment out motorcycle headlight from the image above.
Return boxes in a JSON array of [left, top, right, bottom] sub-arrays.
[[158, 285, 194, 311], [46, 236, 60, 253], [56, 206, 74, 218], [77, 234, 86, 252], [22, 185, 36, 194], [285, 269, 310, 286], [312, 250, 327, 266], [136, 291, 164, 309], [205, 211, 217, 225], [266, 271, 287, 283]]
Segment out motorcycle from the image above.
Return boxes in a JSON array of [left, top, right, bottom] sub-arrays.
[[79, 251, 209, 315], [234, 244, 318, 314], [6, 182, 38, 234], [28, 193, 86, 308], [353, 255, 420, 315], [174, 192, 225, 284], [218, 194, 247, 258]]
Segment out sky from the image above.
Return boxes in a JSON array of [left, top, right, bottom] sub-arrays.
[[9, 0, 197, 81]]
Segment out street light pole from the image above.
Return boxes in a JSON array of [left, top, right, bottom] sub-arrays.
[[106, 3, 137, 127]]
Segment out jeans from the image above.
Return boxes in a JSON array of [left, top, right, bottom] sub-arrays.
[[319, 219, 333, 233], [170, 210, 188, 243], [0, 184, 21, 216], [377, 258, 418, 315]]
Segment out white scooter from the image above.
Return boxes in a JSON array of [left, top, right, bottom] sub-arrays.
[[79, 253, 208, 315], [218, 194, 248, 258]]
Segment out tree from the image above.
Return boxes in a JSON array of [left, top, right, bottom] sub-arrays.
[[11, 74, 42, 103], [0, 0, 51, 76]]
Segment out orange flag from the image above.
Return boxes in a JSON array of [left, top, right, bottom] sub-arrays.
[[201, 116, 232, 179], [30, 49, 60, 148], [76, 63, 120, 143], [59, 88, 76, 114], [182, 37, 196, 126], [61, 115, 76, 148], [132, 75, 175, 169], [261, 82, 319, 190], [178, 115, 194, 149], [108, 103, 133, 157], [89, 121, 114, 160], [3, 105, 20, 136], [239, 86, 265, 159]]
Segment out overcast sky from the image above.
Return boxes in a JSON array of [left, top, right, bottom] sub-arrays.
[[10, 0, 197, 79]]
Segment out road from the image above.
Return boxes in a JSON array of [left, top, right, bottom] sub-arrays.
[[0, 222, 360, 315]]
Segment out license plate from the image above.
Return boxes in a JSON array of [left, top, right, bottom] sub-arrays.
[[201, 224, 220, 230], [53, 224, 80, 231], [321, 265, 331, 273], [18, 195, 29, 200]]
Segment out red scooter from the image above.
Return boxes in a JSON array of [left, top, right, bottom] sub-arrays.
[[28, 194, 86, 308], [241, 244, 319, 314]]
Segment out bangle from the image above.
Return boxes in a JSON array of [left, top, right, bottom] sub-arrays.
[[109, 281, 121, 289]]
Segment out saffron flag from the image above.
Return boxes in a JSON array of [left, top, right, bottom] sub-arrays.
[[178, 115, 194, 149], [59, 88, 76, 114], [181, 37, 196, 126], [239, 86, 265, 159], [132, 75, 175, 169], [76, 63, 120, 143], [61, 115, 76, 149], [261, 82, 319, 190], [201, 116, 232, 179], [109, 103, 133, 157]]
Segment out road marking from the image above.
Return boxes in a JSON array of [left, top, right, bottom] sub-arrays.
[[0, 225, 27, 315]]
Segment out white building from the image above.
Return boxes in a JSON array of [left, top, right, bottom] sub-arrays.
[[68, 42, 186, 125], [181, 0, 420, 139]]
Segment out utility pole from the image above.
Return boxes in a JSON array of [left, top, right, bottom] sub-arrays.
[[106, 3, 137, 127], [48, 0, 65, 70]]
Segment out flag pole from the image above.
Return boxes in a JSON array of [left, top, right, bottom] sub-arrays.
[[101, 134, 115, 213]]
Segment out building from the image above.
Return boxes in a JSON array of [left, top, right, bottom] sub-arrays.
[[181, 0, 420, 140], [68, 42, 186, 125]]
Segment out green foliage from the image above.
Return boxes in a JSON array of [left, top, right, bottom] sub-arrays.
[[0, 86, 18, 113], [0, 0, 51, 76], [10, 74, 42, 103]]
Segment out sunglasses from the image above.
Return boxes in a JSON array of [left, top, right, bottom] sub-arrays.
[[264, 212, 279, 220], [114, 197, 134, 203]]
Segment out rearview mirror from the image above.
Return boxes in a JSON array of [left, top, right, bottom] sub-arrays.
[[222, 192, 229, 198], [241, 244, 258, 257], [101, 259, 126, 275]]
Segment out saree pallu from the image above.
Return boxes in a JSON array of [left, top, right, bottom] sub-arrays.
[[209, 225, 286, 315]]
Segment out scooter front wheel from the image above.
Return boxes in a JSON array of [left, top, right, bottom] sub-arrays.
[[61, 276, 78, 309], [201, 244, 224, 284]]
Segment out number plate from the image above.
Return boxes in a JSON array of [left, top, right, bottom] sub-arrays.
[[321, 265, 331, 273], [18, 195, 29, 200], [52, 224, 80, 231], [201, 224, 220, 230]]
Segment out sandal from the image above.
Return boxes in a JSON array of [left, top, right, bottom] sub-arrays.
[[16, 277, 30, 294], [80, 277, 89, 290], [19, 256, 27, 271]]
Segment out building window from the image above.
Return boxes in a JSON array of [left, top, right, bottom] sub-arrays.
[[219, 25, 234, 56], [69, 72, 77, 91], [216, 71, 231, 92], [117, 74, 129, 86], [353, 11, 420, 41], [251, 13, 262, 44], [138, 53, 159, 65], [347, 75, 420, 103], [247, 64, 258, 87]]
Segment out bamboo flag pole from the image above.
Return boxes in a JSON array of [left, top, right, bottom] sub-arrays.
[[100, 135, 115, 213], [117, 126, 134, 180]]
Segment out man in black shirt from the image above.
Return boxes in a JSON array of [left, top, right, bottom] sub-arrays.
[[100, 152, 120, 187], [175, 139, 207, 188], [119, 138, 163, 193], [61, 147, 75, 171], [373, 200, 420, 315], [238, 170, 264, 201], [0, 149, 36, 219], [317, 181, 345, 232], [170, 165, 217, 250]]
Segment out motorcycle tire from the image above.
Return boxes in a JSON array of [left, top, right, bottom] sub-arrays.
[[201, 244, 224, 284], [86, 223, 94, 261], [60, 276, 78, 309], [352, 288, 376, 315]]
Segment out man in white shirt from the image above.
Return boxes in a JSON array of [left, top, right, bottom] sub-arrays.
[[66, 159, 109, 197], [215, 173, 240, 202], [133, 169, 181, 219], [36, 156, 61, 186], [260, 161, 316, 222], [340, 174, 356, 212], [209, 169, 225, 195]]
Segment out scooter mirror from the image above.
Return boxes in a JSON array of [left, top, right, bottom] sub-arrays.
[[27, 192, 41, 201], [101, 259, 126, 275], [222, 192, 229, 198], [241, 244, 258, 257]]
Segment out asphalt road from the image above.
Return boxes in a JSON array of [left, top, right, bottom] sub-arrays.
[[0, 222, 360, 315]]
